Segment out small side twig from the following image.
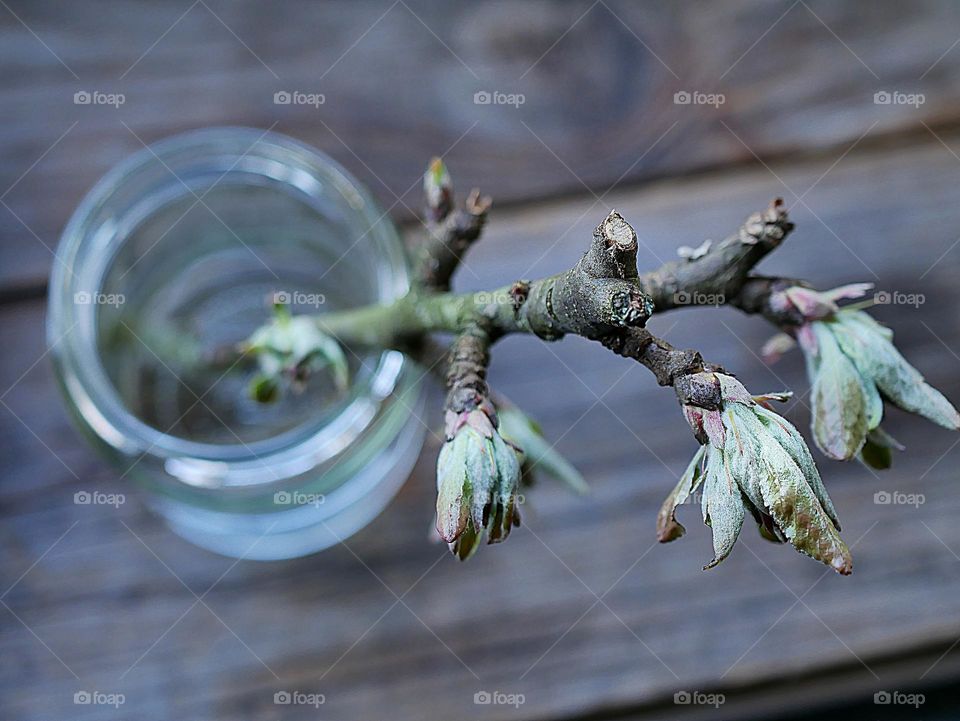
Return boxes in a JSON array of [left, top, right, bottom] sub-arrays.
[[415, 158, 491, 291], [637, 198, 793, 311]]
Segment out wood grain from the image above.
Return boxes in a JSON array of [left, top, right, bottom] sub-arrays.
[[3, 0, 960, 290], [4, 131, 960, 720]]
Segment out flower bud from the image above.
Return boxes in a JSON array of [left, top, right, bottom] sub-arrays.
[[245, 308, 348, 401], [424, 157, 453, 223], [766, 284, 958, 464], [667, 373, 851, 574], [436, 403, 522, 560]]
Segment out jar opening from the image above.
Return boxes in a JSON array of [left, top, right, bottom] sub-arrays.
[[49, 128, 415, 484]]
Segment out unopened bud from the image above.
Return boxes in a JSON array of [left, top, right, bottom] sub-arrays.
[[424, 157, 453, 223]]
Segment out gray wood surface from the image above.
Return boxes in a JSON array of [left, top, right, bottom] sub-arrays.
[[3, 0, 960, 291], [4, 128, 960, 719]]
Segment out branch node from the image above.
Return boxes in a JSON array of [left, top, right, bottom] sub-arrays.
[[509, 280, 530, 316], [415, 160, 491, 291], [739, 197, 792, 246], [611, 286, 654, 327]]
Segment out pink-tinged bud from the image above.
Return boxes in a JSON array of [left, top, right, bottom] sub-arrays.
[[682, 405, 704, 437], [434, 404, 523, 560], [666, 388, 852, 575], [445, 400, 498, 440], [772, 283, 874, 325], [768, 289, 792, 315], [821, 282, 873, 304], [683, 402, 725, 448], [477, 397, 499, 427], [761, 332, 797, 364], [443, 409, 466, 439], [783, 286, 836, 320], [795, 323, 818, 356], [702, 409, 726, 449], [716, 374, 753, 405], [797, 309, 960, 463], [466, 408, 495, 438], [681, 372, 756, 447]]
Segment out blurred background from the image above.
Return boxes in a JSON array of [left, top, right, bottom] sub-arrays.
[[2, 1, 960, 719]]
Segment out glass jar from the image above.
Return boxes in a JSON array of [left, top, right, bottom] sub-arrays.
[[48, 127, 425, 560]]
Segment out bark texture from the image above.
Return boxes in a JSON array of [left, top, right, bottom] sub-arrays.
[[236, 190, 815, 431]]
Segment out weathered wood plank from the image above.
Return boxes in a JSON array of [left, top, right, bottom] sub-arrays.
[[3, 0, 960, 290], [4, 134, 960, 720]]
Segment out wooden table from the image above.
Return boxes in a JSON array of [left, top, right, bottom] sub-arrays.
[[3, 2, 960, 719]]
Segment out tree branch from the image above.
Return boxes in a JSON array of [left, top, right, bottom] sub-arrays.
[[238, 173, 896, 571], [637, 198, 793, 311], [414, 158, 491, 291], [492, 210, 652, 341], [442, 324, 494, 433], [315, 209, 654, 348], [248, 196, 794, 419], [729, 274, 812, 326]]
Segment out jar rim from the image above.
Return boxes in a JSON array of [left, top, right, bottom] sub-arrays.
[[48, 127, 416, 487]]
